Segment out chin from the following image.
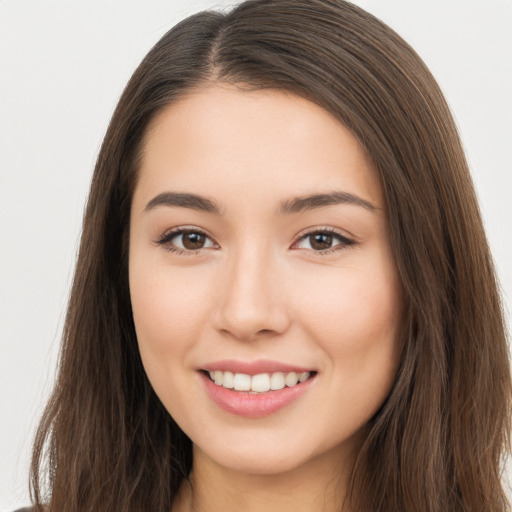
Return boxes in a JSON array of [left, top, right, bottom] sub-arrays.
[[199, 443, 314, 476], [191, 423, 362, 479]]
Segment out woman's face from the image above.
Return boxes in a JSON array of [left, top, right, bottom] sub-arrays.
[[129, 85, 403, 475]]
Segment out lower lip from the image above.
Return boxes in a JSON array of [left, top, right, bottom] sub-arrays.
[[199, 371, 316, 418]]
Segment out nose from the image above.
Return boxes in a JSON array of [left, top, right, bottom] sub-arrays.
[[213, 243, 291, 342]]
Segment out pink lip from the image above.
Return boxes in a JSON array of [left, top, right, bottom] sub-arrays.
[[199, 370, 317, 418], [200, 359, 315, 375]]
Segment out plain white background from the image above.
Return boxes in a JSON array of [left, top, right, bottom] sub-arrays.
[[1, 0, 511, 509]]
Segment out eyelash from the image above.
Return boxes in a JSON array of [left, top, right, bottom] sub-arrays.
[[155, 226, 218, 256], [155, 226, 356, 256], [293, 227, 356, 254]]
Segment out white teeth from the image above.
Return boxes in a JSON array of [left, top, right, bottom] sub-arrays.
[[222, 371, 234, 389], [270, 372, 285, 390], [285, 372, 299, 387], [233, 373, 251, 391], [251, 373, 271, 392], [207, 370, 312, 392]]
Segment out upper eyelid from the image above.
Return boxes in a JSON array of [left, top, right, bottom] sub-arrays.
[[294, 226, 356, 243], [158, 225, 215, 240], [156, 225, 355, 253], [157, 225, 351, 240], [296, 226, 348, 236]]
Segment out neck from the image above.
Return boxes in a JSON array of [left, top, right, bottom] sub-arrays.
[[172, 442, 359, 512]]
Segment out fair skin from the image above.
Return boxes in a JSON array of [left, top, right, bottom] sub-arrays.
[[129, 85, 403, 512]]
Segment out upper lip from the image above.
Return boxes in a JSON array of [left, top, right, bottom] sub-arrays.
[[200, 359, 316, 375]]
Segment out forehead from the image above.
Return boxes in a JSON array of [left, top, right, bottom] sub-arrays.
[[135, 85, 383, 213]]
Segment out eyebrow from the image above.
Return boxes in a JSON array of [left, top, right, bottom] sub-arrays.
[[144, 192, 221, 214], [143, 190, 377, 215], [277, 191, 377, 215]]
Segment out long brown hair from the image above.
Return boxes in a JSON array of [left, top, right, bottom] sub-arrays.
[[30, 1, 511, 510]]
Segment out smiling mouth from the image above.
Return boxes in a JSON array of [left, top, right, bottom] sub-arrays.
[[201, 369, 317, 394]]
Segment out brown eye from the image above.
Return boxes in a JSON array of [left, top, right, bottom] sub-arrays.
[[309, 233, 334, 250], [182, 232, 206, 250], [294, 229, 355, 253], [157, 228, 217, 254]]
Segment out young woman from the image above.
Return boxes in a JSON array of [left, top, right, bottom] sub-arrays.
[[27, 1, 511, 511]]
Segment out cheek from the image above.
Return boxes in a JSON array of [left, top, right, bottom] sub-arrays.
[[129, 260, 216, 389], [298, 265, 401, 345], [298, 266, 402, 438], [294, 254, 403, 394], [129, 266, 215, 425], [131, 261, 212, 336]]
